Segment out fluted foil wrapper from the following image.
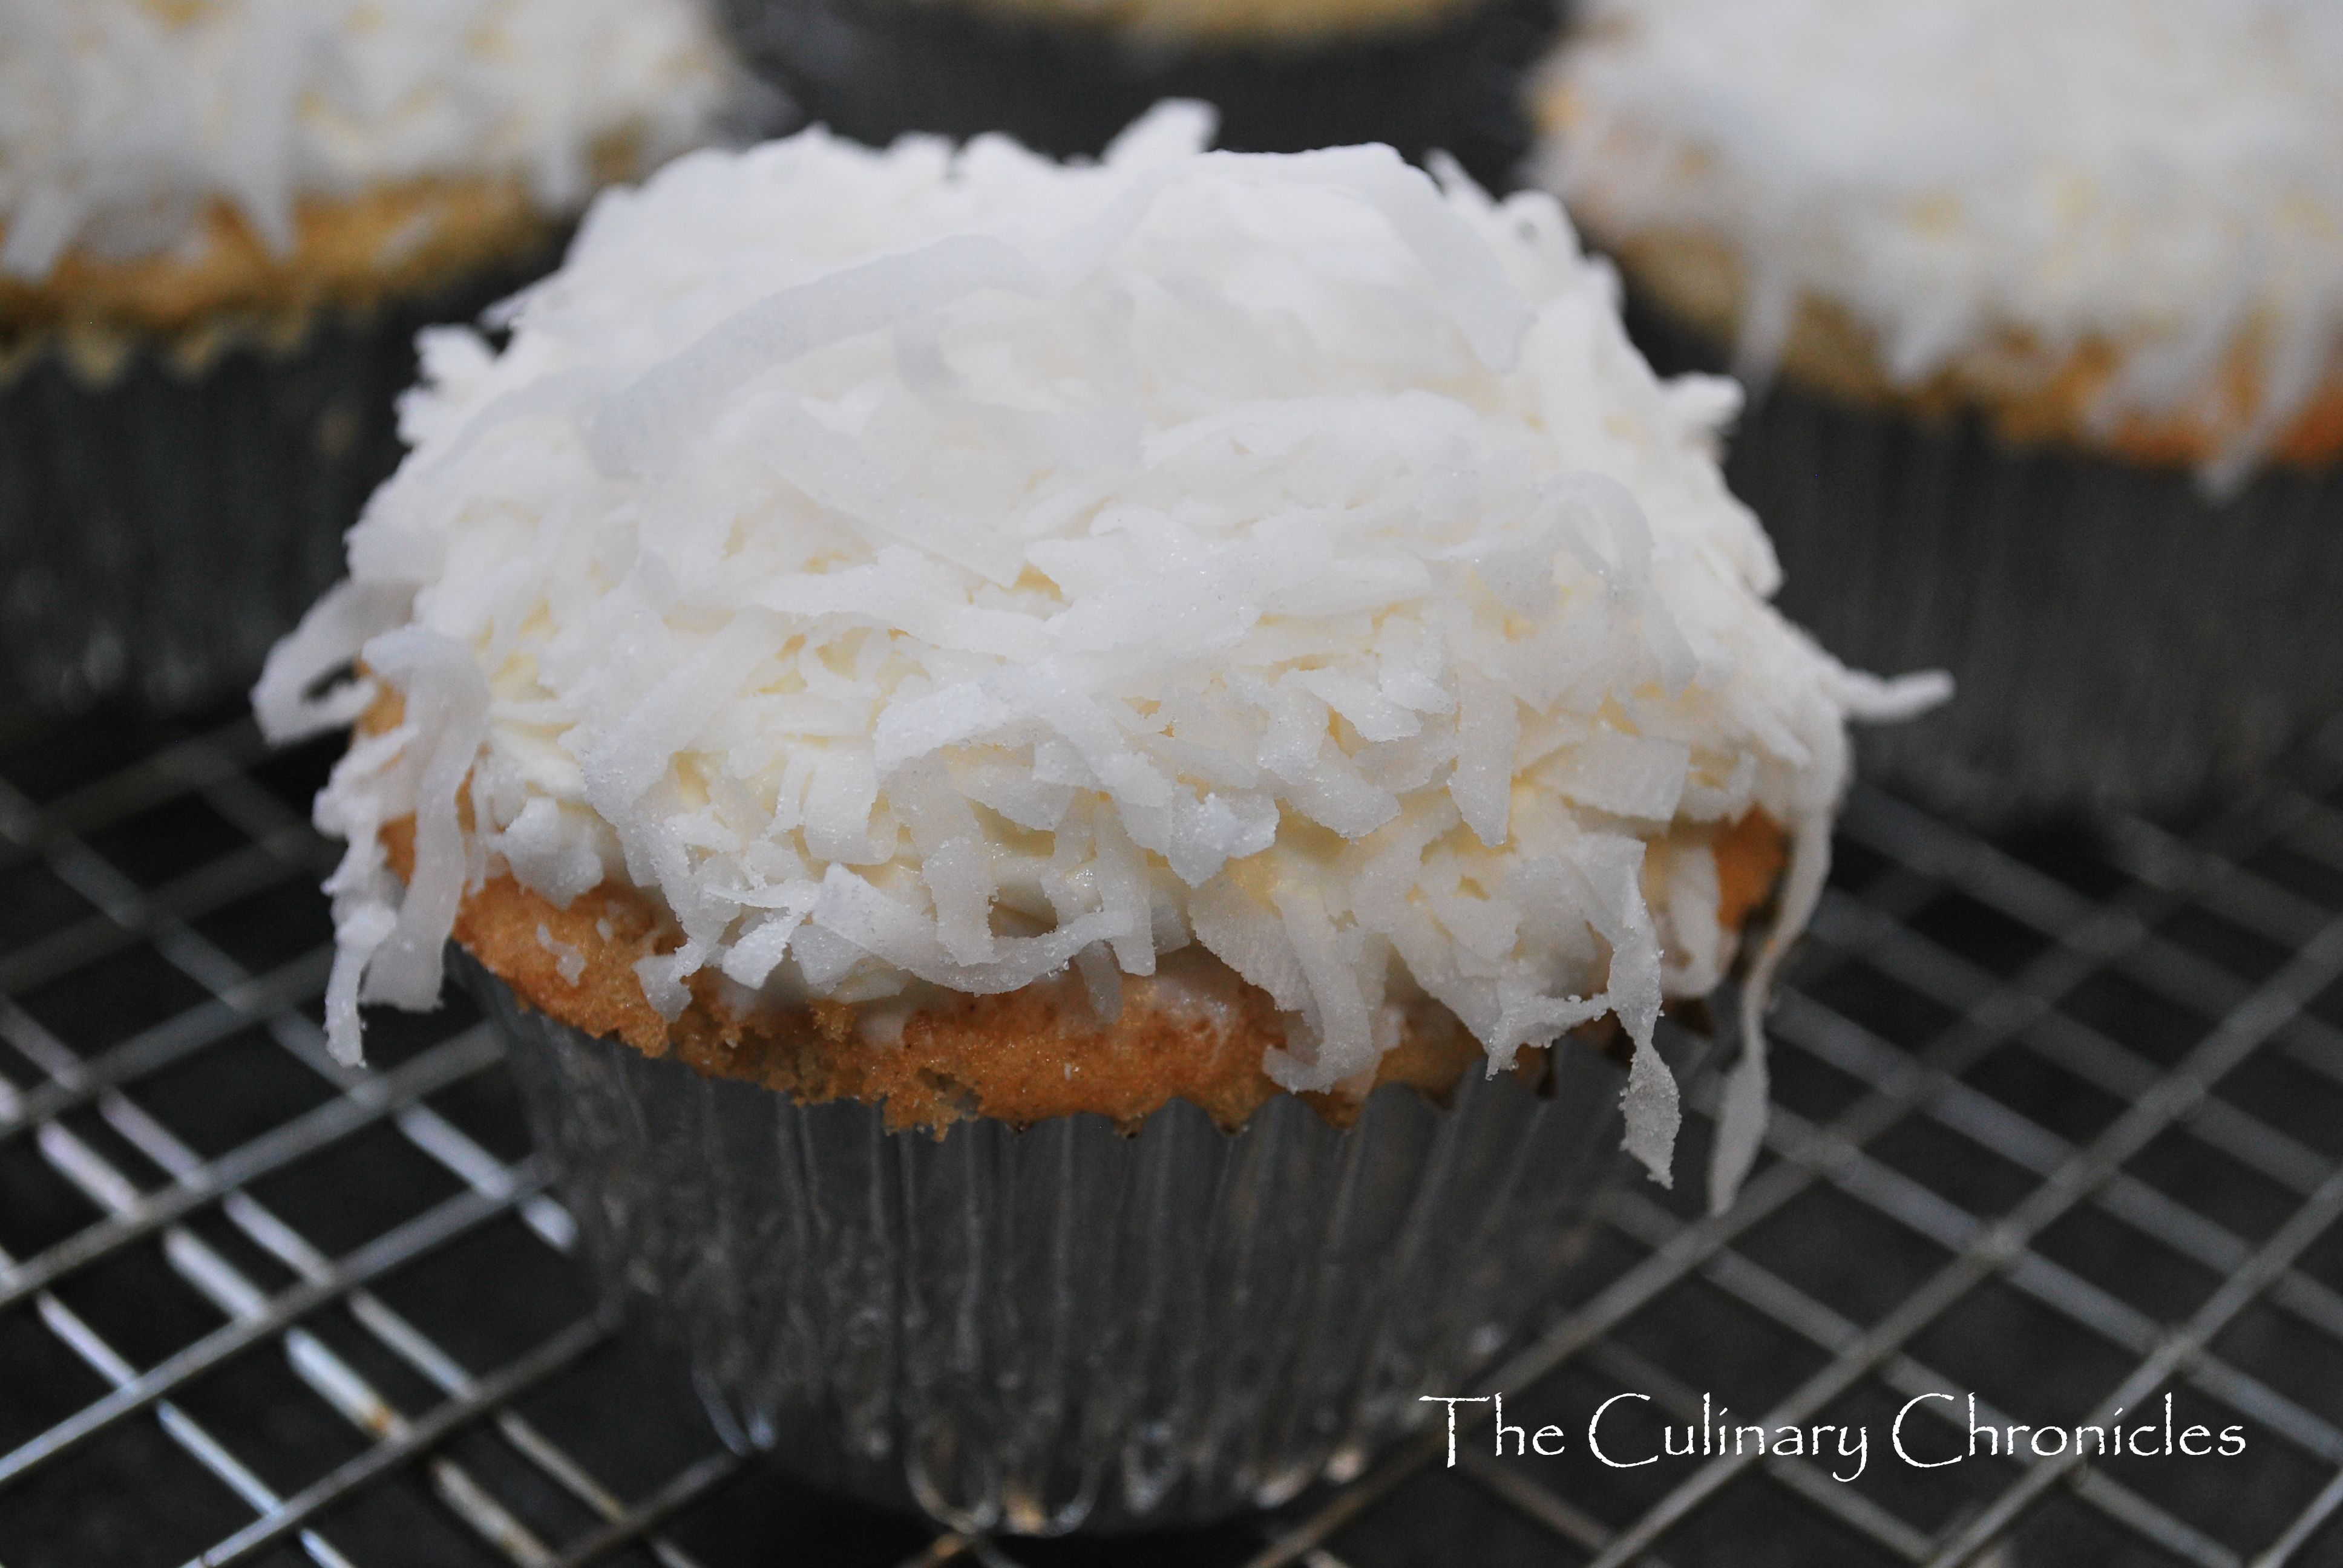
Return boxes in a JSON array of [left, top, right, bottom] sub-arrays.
[[1629, 308, 2343, 825], [715, 0, 1555, 191], [0, 252, 555, 714], [472, 961, 1689, 1533]]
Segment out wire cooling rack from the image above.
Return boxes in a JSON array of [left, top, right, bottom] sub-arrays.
[[2, 706, 2342, 1568]]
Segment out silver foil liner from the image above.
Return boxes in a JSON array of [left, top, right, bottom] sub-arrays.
[[468, 958, 1695, 1533], [715, 0, 1558, 191], [0, 249, 557, 714], [1628, 307, 2343, 825]]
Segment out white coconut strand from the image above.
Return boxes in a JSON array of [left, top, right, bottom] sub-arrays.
[[0, 0, 739, 281], [252, 579, 411, 743], [1710, 808, 1835, 1216], [273, 106, 1944, 1186], [353, 627, 491, 1013]]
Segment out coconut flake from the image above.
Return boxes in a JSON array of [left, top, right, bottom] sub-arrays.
[[1448, 671, 1519, 848], [536, 923, 588, 985], [635, 941, 707, 1021], [591, 236, 1049, 489], [1709, 808, 1833, 1214], [720, 895, 816, 987], [353, 627, 491, 1013], [251, 581, 411, 743]]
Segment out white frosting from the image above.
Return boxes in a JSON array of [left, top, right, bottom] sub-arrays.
[[258, 106, 1943, 1194], [1537, 0, 2343, 483], [0, 0, 738, 280]]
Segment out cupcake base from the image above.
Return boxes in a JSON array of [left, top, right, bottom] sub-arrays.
[[470, 954, 1699, 1534], [718, 0, 1557, 191], [0, 246, 559, 714], [1630, 306, 2343, 825]]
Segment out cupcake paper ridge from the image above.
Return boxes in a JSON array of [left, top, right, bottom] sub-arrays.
[[0, 0, 739, 283], [1538, 0, 2343, 488], [258, 106, 1944, 1194]]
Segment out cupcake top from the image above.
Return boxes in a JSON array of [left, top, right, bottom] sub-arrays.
[[0, 0, 738, 284], [259, 106, 1940, 1190], [1537, 0, 2343, 486]]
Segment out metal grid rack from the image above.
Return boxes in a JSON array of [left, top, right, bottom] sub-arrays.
[[3, 705, 2342, 1568]]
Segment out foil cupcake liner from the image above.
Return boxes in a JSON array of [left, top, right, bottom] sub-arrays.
[[0, 247, 558, 715], [468, 956, 1697, 1533], [1628, 307, 2343, 825], [716, 0, 1558, 190]]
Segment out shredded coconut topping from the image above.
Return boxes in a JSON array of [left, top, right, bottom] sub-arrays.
[[1536, 0, 2343, 485], [258, 106, 1942, 1195], [0, 0, 741, 280]]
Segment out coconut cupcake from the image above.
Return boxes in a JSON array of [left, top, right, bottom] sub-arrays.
[[717, 0, 1555, 189], [0, 0, 741, 712], [258, 106, 1940, 1530], [1532, 0, 2343, 822]]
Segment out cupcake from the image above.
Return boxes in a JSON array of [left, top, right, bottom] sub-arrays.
[[0, 0, 741, 713], [716, 0, 1556, 189], [1532, 0, 2343, 823], [257, 106, 1941, 1531]]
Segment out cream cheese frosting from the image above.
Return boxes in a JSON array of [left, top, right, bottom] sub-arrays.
[[1536, 0, 2343, 486], [257, 106, 1943, 1197], [0, 0, 739, 281]]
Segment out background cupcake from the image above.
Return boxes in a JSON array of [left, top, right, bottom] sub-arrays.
[[0, 0, 744, 713], [258, 109, 1939, 1529], [1533, 0, 2343, 823], [718, 0, 1558, 189]]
